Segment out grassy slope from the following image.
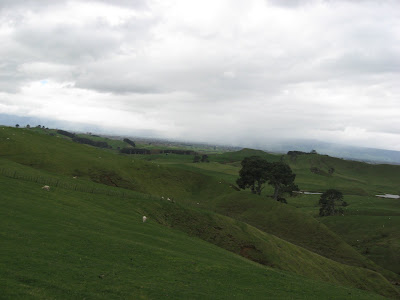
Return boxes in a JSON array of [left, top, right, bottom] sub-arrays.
[[287, 154, 400, 195], [172, 148, 400, 278], [1, 175, 389, 299], [0, 127, 232, 200], [1, 127, 399, 297], [137, 149, 400, 281], [290, 193, 400, 276], [145, 198, 399, 298]]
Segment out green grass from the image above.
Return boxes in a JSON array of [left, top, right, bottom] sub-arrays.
[[284, 192, 400, 276], [1, 175, 389, 299], [75, 133, 131, 149], [2, 126, 400, 298]]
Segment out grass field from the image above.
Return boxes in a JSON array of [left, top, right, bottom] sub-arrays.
[[2, 174, 392, 299], [1, 126, 400, 298]]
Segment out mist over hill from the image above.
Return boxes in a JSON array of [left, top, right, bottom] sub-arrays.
[[259, 139, 400, 165], [2, 113, 400, 165]]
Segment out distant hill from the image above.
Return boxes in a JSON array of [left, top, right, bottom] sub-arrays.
[[260, 139, 400, 164], [2, 114, 400, 164]]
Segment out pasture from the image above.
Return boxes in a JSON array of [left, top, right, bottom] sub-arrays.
[[1, 126, 400, 298]]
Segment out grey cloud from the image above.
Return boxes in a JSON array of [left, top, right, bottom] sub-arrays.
[[266, 0, 314, 8], [1, 0, 400, 151], [0, 0, 148, 10], [14, 25, 122, 63], [323, 51, 400, 75], [0, 62, 25, 92]]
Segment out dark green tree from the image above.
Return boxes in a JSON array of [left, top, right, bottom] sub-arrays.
[[123, 138, 136, 147], [193, 155, 201, 163], [319, 189, 344, 216], [201, 154, 209, 162], [237, 157, 296, 201], [280, 182, 300, 197], [15, 124, 20, 128], [236, 156, 269, 195], [268, 162, 296, 201]]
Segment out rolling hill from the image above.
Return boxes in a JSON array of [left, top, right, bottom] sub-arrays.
[[1, 126, 400, 298]]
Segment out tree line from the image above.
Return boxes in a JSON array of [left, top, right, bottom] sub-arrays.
[[72, 137, 110, 148]]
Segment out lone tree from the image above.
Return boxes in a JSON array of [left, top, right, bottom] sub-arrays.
[[15, 124, 20, 128], [319, 189, 344, 216], [237, 156, 296, 201]]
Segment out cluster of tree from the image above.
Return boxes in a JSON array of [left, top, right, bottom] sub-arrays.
[[319, 189, 348, 216], [72, 137, 110, 148], [16, 124, 48, 129], [236, 156, 298, 203], [287, 150, 317, 162], [123, 138, 136, 147], [119, 148, 151, 154], [161, 149, 197, 155], [287, 150, 308, 156], [57, 129, 76, 138], [35, 125, 48, 129], [193, 154, 209, 163], [287, 150, 318, 156], [310, 167, 335, 176], [310, 167, 328, 176]]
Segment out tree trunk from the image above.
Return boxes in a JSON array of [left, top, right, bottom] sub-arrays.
[[251, 184, 256, 194], [256, 180, 262, 195], [273, 184, 280, 201]]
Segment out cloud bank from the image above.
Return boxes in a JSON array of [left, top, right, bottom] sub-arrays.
[[1, 0, 400, 150]]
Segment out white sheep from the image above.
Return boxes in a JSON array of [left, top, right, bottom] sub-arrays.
[[73, 176, 77, 179], [142, 216, 147, 223], [42, 185, 50, 191]]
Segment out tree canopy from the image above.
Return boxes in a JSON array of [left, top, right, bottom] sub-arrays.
[[319, 189, 344, 216], [236, 156, 296, 202], [268, 162, 296, 201], [237, 156, 270, 195], [123, 138, 136, 147]]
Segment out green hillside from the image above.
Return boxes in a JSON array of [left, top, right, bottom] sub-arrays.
[[1, 126, 400, 298], [1, 174, 390, 299], [130, 146, 400, 279]]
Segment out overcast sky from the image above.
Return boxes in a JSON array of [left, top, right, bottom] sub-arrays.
[[1, 0, 399, 150]]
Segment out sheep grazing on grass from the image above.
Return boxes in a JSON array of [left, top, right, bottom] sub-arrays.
[[142, 216, 147, 223], [73, 176, 77, 179], [42, 185, 50, 191]]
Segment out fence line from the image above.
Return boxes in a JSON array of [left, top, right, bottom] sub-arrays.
[[0, 167, 153, 200]]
